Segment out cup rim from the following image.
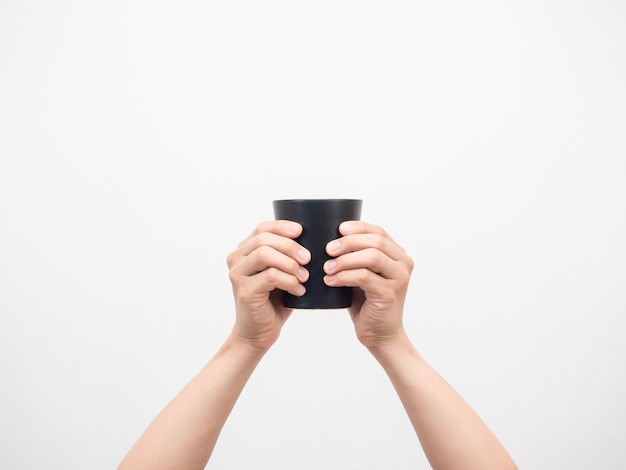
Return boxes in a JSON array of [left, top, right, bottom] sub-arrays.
[[272, 198, 363, 203]]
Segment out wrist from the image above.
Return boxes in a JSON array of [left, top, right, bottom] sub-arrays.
[[366, 329, 420, 364], [227, 329, 275, 356]]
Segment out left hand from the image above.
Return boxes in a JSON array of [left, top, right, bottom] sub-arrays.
[[226, 220, 310, 351], [322, 221, 414, 349]]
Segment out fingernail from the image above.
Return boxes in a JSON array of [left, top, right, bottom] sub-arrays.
[[297, 248, 309, 263], [298, 267, 309, 281], [340, 221, 355, 233], [327, 240, 340, 253], [325, 259, 336, 273], [287, 222, 300, 234]]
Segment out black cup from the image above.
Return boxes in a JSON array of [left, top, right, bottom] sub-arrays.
[[272, 198, 363, 309]]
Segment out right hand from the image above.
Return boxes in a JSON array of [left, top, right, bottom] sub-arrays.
[[226, 220, 310, 350], [322, 221, 414, 350]]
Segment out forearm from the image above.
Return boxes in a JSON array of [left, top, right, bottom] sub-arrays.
[[369, 331, 517, 470], [118, 332, 268, 470]]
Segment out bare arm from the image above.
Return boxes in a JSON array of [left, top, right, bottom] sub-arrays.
[[118, 220, 310, 469], [117, 334, 268, 470], [369, 332, 517, 470], [324, 221, 517, 470]]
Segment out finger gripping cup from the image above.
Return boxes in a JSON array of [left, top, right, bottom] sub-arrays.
[[272, 199, 363, 309]]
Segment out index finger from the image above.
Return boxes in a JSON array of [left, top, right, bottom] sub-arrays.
[[330, 220, 408, 261], [338, 220, 389, 238], [234, 220, 311, 265], [238, 220, 303, 248]]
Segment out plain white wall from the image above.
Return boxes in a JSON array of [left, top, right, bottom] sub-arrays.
[[1, 1, 625, 468]]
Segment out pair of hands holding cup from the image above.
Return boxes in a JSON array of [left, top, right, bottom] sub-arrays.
[[227, 216, 414, 352], [118, 199, 519, 470]]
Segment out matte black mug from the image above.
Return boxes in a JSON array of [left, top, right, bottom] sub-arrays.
[[272, 198, 363, 309]]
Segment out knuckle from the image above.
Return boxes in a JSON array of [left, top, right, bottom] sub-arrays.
[[249, 233, 268, 252], [371, 234, 387, 250], [251, 222, 266, 236], [226, 250, 240, 269], [264, 266, 282, 285], [354, 268, 371, 284], [228, 266, 239, 285], [255, 245, 274, 262], [364, 248, 384, 268]]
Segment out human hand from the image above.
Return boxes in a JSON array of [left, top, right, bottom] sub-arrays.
[[226, 220, 310, 351], [323, 221, 414, 350]]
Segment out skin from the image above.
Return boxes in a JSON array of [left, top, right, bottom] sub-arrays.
[[118, 220, 518, 470]]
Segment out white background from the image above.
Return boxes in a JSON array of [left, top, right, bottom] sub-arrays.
[[1, 1, 625, 469]]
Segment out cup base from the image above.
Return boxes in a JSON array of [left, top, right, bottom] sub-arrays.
[[282, 287, 353, 310]]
